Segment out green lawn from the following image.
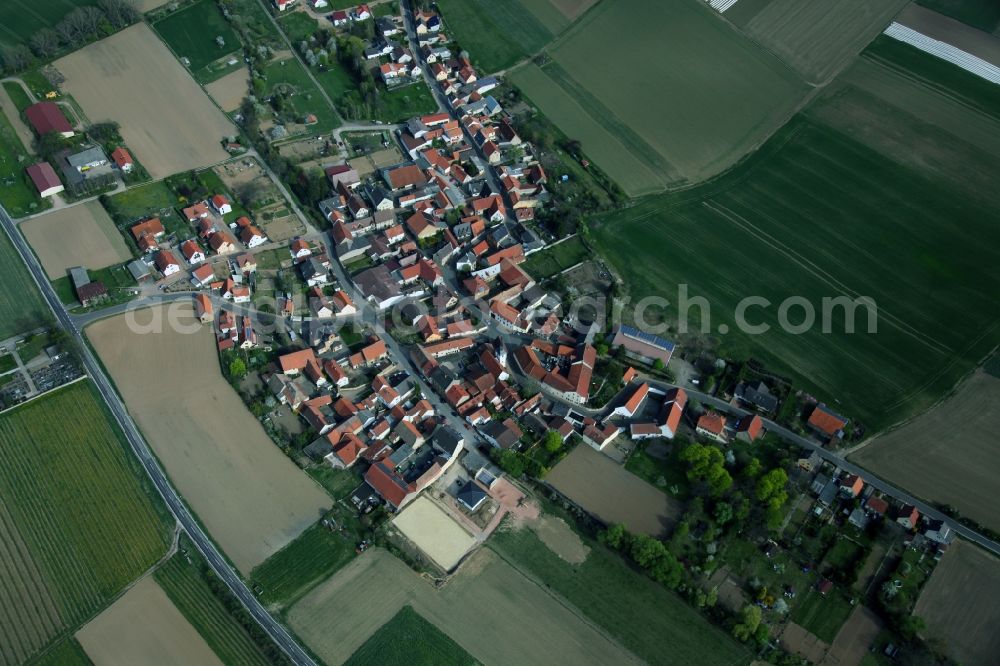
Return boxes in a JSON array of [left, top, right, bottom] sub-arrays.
[[789, 587, 855, 643], [0, 381, 173, 664], [154, 554, 272, 666], [263, 57, 340, 133], [436, 0, 556, 73], [15, 330, 51, 362], [595, 102, 1000, 432], [0, 0, 94, 47], [379, 83, 438, 123], [52, 263, 137, 309], [520, 234, 588, 280], [2, 82, 32, 112], [250, 522, 356, 609], [0, 227, 49, 339], [101, 179, 177, 222], [0, 107, 50, 217], [152, 0, 243, 83], [0, 353, 15, 373], [344, 605, 477, 666], [307, 465, 360, 500], [316, 63, 436, 123], [489, 523, 750, 665], [916, 0, 1000, 31], [278, 11, 322, 44], [624, 440, 691, 500]]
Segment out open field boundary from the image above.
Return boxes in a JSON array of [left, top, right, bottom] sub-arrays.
[[884, 22, 1000, 82]]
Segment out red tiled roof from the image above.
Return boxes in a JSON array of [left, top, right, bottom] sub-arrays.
[[365, 461, 412, 508], [111, 147, 133, 168], [808, 404, 848, 436], [279, 348, 317, 373], [25, 102, 72, 135], [621, 382, 649, 415], [696, 412, 725, 436]]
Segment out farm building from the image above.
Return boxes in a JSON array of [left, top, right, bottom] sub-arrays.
[[25, 102, 74, 137], [807, 403, 849, 439], [25, 163, 64, 198], [609, 324, 675, 365]]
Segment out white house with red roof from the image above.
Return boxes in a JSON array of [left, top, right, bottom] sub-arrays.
[[210, 194, 232, 215]]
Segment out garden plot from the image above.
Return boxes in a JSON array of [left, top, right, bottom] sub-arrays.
[[22, 201, 133, 279]]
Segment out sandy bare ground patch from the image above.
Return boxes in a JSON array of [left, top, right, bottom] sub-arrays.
[[55, 24, 233, 180], [22, 201, 133, 279], [76, 576, 223, 666], [898, 4, 1000, 67], [529, 514, 589, 564], [391, 496, 475, 572], [779, 622, 828, 664], [547, 445, 681, 536], [915, 540, 1000, 666], [821, 606, 881, 666], [851, 371, 1000, 532], [289, 548, 640, 666], [205, 66, 249, 112], [87, 305, 330, 573]]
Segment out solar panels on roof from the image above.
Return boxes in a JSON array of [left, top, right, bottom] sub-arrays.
[[620, 325, 675, 352]]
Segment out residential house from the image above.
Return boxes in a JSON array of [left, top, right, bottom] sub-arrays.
[[191, 264, 215, 288], [613, 382, 649, 418], [180, 239, 205, 265], [154, 250, 180, 277], [110, 147, 134, 173], [194, 293, 213, 323], [695, 412, 726, 443], [839, 473, 864, 498], [211, 194, 232, 215], [807, 404, 849, 440], [896, 504, 920, 530], [130, 218, 165, 253], [734, 414, 764, 443]]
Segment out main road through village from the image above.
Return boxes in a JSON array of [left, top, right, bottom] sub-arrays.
[[0, 204, 319, 666]]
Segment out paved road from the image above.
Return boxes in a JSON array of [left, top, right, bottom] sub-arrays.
[[0, 204, 318, 666]]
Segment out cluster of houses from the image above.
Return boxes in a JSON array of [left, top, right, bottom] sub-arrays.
[[123, 192, 269, 289], [806, 465, 952, 556], [22, 101, 134, 199]]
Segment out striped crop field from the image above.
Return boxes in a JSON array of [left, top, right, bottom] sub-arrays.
[[593, 44, 1000, 432], [0, 381, 172, 665], [154, 554, 272, 666]]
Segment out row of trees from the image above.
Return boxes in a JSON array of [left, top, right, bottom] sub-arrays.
[[0, 0, 140, 75]]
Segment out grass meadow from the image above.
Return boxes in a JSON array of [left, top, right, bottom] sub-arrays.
[[593, 43, 1000, 431], [520, 234, 588, 280], [263, 57, 340, 133], [0, 225, 50, 339], [513, 0, 808, 195], [31, 638, 93, 666], [0, 0, 93, 47], [343, 605, 475, 666], [152, 0, 243, 83], [0, 381, 172, 664], [154, 553, 272, 666], [489, 524, 750, 665], [250, 522, 357, 610], [435, 0, 560, 73]]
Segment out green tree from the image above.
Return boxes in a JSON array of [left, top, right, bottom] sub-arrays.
[[543, 430, 563, 453], [732, 605, 762, 642], [228, 357, 247, 380], [599, 522, 627, 550], [756, 468, 789, 509], [714, 502, 733, 525], [652, 358, 665, 371], [744, 457, 762, 478]]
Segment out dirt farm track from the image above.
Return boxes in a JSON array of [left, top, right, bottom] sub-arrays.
[[87, 304, 330, 573], [75, 576, 223, 666], [54, 23, 233, 180]]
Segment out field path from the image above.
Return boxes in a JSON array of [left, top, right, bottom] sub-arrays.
[[0, 80, 34, 149]]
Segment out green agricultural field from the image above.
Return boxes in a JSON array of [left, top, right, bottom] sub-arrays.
[[250, 522, 356, 609], [594, 42, 1000, 432], [0, 226, 49, 339], [436, 0, 558, 73], [917, 0, 1000, 31], [344, 605, 476, 666], [490, 524, 750, 665], [263, 57, 340, 133], [0, 107, 49, 217], [0, 0, 93, 47], [32, 638, 93, 666], [153, 0, 243, 83], [789, 587, 855, 643], [154, 553, 272, 666], [520, 234, 588, 280], [518, 0, 807, 196], [736, 0, 909, 83], [0, 381, 173, 665]]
